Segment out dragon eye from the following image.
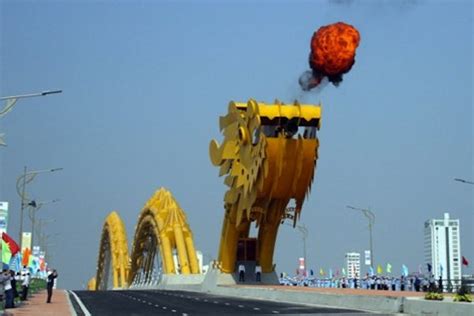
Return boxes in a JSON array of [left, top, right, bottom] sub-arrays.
[[238, 127, 249, 145], [252, 128, 260, 146]]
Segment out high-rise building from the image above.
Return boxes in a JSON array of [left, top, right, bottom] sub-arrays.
[[0, 201, 8, 235], [424, 212, 462, 288], [345, 252, 360, 279]]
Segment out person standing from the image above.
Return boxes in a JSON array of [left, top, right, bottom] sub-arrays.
[[46, 269, 58, 303], [12, 272, 19, 300], [437, 276, 443, 293], [238, 264, 245, 282], [21, 272, 30, 301], [3, 270, 14, 309], [255, 262, 262, 282]]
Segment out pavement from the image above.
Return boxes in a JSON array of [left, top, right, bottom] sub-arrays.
[[2, 290, 73, 316], [234, 284, 427, 297], [71, 289, 376, 315]]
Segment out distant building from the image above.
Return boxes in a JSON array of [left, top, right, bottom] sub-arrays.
[[0, 201, 8, 235], [424, 212, 462, 288], [345, 252, 360, 279]]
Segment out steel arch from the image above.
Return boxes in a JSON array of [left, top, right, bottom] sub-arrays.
[[95, 211, 130, 290], [129, 188, 200, 285]]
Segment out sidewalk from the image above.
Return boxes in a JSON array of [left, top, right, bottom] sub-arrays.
[[3, 290, 73, 316], [237, 284, 427, 297]]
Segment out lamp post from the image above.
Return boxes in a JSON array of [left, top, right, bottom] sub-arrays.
[[0, 90, 62, 146], [16, 167, 63, 247], [0, 90, 62, 114], [282, 207, 309, 275], [454, 178, 474, 185], [346, 205, 376, 271], [297, 223, 309, 275], [28, 199, 60, 248]]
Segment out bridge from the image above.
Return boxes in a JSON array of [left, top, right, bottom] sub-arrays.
[[89, 99, 322, 290]]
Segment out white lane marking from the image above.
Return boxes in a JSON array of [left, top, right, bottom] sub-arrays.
[[162, 306, 168, 310], [195, 298, 200, 301], [225, 302, 230, 306], [183, 314, 188, 316], [213, 301, 219, 304], [65, 290, 78, 316], [69, 291, 92, 316], [238, 304, 244, 308], [272, 311, 280, 314], [155, 304, 160, 307], [148, 302, 153, 305], [254, 307, 260, 310], [204, 299, 208, 302], [172, 310, 177, 313]]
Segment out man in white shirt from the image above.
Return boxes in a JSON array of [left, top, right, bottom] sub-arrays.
[[255, 263, 262, 282], [238, 263, 245, 282], [21, 272, 30, 300]]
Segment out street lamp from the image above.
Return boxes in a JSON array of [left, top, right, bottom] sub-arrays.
[[28, 199, 60, 247], [454, 178, 474, 185], [16, 167, 63, 247], [346, 205, 376, 271], [297, 223, 308, 275], [0, 90, 62, 146], [0, 90, 62, 114], [282, 207, 309, 275]]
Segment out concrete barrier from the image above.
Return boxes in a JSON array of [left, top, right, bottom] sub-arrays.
[[404, 297, 474, 315]]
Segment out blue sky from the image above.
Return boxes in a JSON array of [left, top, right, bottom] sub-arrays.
[[1, 0, 472, 289]]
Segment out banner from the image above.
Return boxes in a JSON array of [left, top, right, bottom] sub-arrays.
[[364, 250, 371, 265], [21, 232, 32, 253]]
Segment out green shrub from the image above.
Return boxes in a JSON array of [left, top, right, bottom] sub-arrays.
[[425, 291, 444, 301], [28, 278, 47, 294], [453, 285, 472, 303]]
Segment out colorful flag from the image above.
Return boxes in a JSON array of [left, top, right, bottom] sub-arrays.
[[462, 256, 469, 266], [319, 268, 325, 276], [368, 266, 374, 276], [1, 233, 20, 256], [329, 268, 333, 279], [1, 240, 12, 264], [418, 264, 423, 274], [21, 248, 31, 267], [335, 269, 340, 277], [386, 263, 392, 273], [377, 264, 383, 274], [342, 268, 346, 276], [402, 264, 408, 277]]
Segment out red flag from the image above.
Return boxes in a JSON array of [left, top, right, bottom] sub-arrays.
[[462, 256, 469, 266], [1, 232, 20, 256]]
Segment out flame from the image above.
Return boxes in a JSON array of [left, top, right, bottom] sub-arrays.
[[300, 22, 360, 90]]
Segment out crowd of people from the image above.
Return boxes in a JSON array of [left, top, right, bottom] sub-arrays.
[[279, 273, 457, 293], [0, 266, 58, 310]]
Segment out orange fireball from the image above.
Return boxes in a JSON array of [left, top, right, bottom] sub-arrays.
[[310, 22, 360, 83]]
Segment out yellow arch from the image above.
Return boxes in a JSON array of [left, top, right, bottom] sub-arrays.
[[95, 211, 130, 290], [129, 188, 199, 284], [87, 277, 96, 291]]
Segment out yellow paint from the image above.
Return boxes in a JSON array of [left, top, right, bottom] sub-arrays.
[[129, 188, 200, 283], [95, 211, 130, 290], [210, 99, 321, 273]]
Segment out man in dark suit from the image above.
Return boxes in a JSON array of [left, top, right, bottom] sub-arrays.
[[46, 269, 58, 303]]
